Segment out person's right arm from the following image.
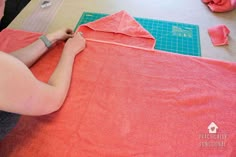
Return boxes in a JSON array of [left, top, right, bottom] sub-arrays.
[[0, 33, 86, 116], [9, 28, 74, 68]]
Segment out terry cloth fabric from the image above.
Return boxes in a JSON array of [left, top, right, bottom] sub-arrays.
[[202, 0, 236, 12], [208, 24, 230, 46], [0, 11, 236, 157]]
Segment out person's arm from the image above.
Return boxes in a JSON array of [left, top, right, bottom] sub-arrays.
[[0, 33, 86, 116], [9, 28, 74, 67], [0, 0, 5, 20]]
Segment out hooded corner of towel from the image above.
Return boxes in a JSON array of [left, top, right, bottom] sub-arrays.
[[77, 11, 156, 49]]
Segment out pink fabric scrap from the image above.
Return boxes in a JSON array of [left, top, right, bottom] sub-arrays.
[[208, 24, 230, 46], [202, 0, 236, 12]]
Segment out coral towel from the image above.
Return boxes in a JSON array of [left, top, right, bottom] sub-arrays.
[[202, 0, 236, 12], [0, 11, 236, 157]]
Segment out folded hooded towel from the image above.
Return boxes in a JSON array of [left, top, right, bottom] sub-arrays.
[[202, 0, 236, 12]]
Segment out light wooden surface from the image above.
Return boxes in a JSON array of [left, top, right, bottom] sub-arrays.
[[8, 0, 236, 62]]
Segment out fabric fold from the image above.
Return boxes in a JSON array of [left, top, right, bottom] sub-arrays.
[[202, 0, 236, 12], [208, 24, 230, 46]]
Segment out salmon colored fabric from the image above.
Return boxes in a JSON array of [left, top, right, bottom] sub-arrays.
[[0, 11, 236, 157], [208, 24, 230, 46], [202, 0, 236, 12]]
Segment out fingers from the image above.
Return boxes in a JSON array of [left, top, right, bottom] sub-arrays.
[[79, 32, 83, 36], [67, 34, 74, 38], [65, 28, 73, 34], [64, 28, 73, 38], [65, 31, 85, 46], [63, 31, 86, 56], [72, 31, 84, 39], [65, 30, 84, 40], [65, 28, 74, 36]]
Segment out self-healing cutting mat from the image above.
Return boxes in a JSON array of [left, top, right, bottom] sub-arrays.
[[75, 12, 201, 56]]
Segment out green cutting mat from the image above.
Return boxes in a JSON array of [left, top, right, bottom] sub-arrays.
[[75, 12, 201, 56]]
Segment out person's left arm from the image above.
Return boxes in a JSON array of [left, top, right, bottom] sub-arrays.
[[9, 28, 74, 68]]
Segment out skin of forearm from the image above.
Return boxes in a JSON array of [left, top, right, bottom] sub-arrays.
[[47, 50, 75, 105], [9, 35, 57, 68]]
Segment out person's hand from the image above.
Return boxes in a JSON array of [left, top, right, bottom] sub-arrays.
[[46, 28, 74, 44], [63, 32, 86, 57]]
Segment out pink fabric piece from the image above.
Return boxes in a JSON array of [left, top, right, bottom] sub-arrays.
[[202, 0, 236, 12], [208, 24, 230, 46], [0, 0, 5, 20], [0, 11, 236, 157]]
